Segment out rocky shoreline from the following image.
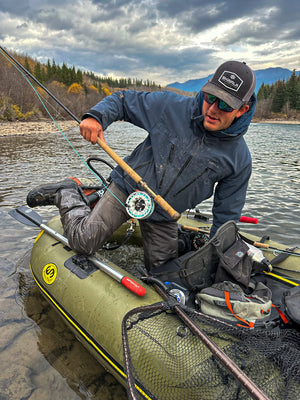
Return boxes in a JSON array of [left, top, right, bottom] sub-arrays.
[[0, 120, 78, 137], [252, 119, 300, 125], [0, 118, 299, 137]]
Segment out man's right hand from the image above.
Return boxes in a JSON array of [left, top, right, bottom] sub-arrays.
[[79, 117, 106, 145]]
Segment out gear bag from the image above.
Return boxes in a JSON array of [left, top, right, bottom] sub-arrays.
[[196, 281, 272, 328], [150, 220, 265, 290], [283, 286, 300, 325], [214, 236, 253, 289]]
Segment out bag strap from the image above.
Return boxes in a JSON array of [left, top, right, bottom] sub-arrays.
[[225, 290, 289, 328], [224, 291, 255, 329], [271, 304, 289, 324], [211, 237, 231, 266]]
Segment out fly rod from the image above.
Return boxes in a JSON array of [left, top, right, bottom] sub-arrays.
[[0, 46, 180, 221], [0, 46, 79, 122]]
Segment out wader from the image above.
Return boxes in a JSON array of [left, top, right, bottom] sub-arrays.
[[56, 182, 178, 271]]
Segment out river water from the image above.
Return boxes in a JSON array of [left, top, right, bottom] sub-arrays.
[[0, 122, 299, 399]]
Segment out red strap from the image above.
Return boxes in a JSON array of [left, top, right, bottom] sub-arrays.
[[224, 291, 255, 329], [271, 304, 289, 324]]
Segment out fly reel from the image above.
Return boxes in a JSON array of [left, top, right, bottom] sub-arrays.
[[126, 191, 154, 219]]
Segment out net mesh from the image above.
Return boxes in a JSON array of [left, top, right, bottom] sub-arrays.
[[122, 301, 300, 400]]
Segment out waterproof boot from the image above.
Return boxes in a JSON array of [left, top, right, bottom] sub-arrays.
[[26, 178, 79, 207]]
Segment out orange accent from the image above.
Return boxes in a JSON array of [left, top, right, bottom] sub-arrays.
[[224, 291, 255, 329], [68, 177, 82, 186], [67, 177, 98, 208], [271, 304, 289, 324], [83, 188, 95, 196]]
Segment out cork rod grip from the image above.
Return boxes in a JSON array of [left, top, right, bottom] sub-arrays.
[[153, 195, 181, 221], [253, 242, 270, 249]]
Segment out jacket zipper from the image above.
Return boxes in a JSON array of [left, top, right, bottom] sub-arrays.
[[173, 167, 209, 196], [162, 140, 202, 197], [158, 144, 175, 189]]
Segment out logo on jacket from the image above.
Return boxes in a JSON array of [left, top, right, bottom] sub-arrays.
[[218, 71, 243, 92]]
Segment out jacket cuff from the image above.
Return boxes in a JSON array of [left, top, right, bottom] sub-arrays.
[[81, 110, 103, 125]]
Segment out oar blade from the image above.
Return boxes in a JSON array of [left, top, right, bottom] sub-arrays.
[[9, 206, 43, 227]]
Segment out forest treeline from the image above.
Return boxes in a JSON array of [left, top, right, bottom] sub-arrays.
[[0, 50, 162, 122], [0, 49, 299, 122], [254, 70, 300, 120]]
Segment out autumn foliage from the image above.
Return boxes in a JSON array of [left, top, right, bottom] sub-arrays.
[[0, 49, 161, 121], [68, 83, 85, 94]]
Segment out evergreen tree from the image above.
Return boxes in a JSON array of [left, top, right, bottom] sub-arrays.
[[24, 57, 32, 74], [34, 62, 43, 82], [61, 63, 70, 85], [51, 59, 57, 76], [257, 83, 265, 101], [76, 69, 83, 84], [271, 80, 287, 113], [296, 76, 300, 111], [286, 70, 299, 110], [257, 83, 273, 101], [46, 59, 52, 81], [40, 66, 47, 83], [70, 66, 77, 83], [56, 64, 62, 82]]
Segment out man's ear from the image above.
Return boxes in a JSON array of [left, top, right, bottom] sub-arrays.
[[236, 104, 250, 118]]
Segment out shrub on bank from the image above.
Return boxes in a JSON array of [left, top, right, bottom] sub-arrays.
[[0, 95, 41, 121]]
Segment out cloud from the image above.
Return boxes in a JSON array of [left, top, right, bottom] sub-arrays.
[[0, 0, 299, 84]]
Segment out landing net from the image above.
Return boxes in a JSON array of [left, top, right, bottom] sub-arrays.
[[122, 301, 300, 400]]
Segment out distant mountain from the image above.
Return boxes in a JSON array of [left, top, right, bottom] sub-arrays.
[[167, 67, 300, 94]]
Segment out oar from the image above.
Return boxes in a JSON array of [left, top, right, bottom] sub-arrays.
[[251, 241, 300, 256], [180, 214, 259, 234], [9, 206, 146, 297], [240, 235, 300, 257], [184, 209, 258, 224]]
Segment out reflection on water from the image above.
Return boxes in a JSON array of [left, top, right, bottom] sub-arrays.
[[0, 122, 299, 399], [22, 269, 127, 399], [0, 250, 127, 400], [242, 123, 300, 245]]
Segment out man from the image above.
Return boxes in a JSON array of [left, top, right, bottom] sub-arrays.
[[27, 61, 256, 271]]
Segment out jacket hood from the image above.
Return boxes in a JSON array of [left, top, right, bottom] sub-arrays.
[[195, 91, 257, 137]]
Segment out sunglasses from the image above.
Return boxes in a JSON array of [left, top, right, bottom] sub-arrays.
[[203, 92, 235, 113]]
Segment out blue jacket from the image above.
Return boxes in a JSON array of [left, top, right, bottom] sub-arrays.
[[83, 90, 256, 236]]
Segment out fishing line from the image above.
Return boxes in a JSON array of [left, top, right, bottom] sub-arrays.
[[0, 47, 128, 208], [30, 88, 71, 123], [1, 47, 175, 221]]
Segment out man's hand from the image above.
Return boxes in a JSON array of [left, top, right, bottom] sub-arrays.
[[79, 117, 106, 145]]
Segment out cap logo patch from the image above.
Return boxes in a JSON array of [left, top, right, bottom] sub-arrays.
[[218, 70, 243, 92]]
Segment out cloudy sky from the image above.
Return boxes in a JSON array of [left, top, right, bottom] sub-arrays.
[[0, 0, 299, 85]]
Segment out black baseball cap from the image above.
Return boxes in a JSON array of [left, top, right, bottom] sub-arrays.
[[201, 61, 256, 109]]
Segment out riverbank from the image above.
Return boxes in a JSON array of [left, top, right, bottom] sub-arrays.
[[0, 120, 77, 137], [252, 119, 300, 124], [0, 118, 299, 137]]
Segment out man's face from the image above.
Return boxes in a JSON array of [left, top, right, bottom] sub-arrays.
[[202, 95, 249, 131]]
